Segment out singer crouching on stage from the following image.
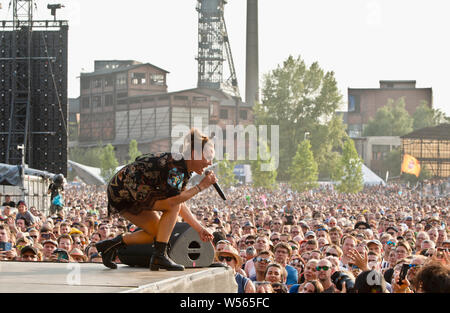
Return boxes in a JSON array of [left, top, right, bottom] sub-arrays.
[[96, 128, 217, 271]]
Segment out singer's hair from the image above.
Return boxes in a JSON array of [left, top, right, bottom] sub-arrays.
[[182, 128, 212, 159]]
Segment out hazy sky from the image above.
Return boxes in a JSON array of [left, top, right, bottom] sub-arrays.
[[3, 0, 449, 115]]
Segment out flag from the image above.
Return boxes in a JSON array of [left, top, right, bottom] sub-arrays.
[[401, 154, 421, 177]]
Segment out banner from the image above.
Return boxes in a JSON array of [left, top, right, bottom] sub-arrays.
[[401, 154, 421, 177]]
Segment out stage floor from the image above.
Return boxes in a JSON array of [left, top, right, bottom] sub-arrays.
[[0, 261, 236, 293]]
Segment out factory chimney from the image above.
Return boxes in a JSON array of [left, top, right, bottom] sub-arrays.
[[245, 0, 259, 107]]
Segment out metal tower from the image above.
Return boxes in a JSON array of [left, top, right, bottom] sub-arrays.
[[196, 0, 240, 98], [5, 0, 34, 166]]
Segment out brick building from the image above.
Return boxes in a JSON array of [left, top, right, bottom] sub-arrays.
[[347, 80, 432, 137]]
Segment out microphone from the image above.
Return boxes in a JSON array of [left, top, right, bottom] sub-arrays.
[[205, 170, 227, 201]]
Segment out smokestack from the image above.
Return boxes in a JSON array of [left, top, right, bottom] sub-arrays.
[[245, 0, 259, 107]]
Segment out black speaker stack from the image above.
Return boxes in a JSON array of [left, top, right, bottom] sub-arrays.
[[0, 22, 68, 176], [118, 223, 215, 268]]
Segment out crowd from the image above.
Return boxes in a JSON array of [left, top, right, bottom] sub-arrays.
[[0, 178, 449, 293]]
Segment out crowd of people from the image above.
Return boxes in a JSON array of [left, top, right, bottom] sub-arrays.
[[0, 179, 449, 293]]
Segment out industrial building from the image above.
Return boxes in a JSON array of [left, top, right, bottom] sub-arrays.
[[74, 60, 253, 163], [347, 80, 433, 138]]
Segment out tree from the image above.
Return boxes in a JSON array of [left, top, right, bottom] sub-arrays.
[[69, 146, 103, 168], [250, 141, 277, 190], [383, 147, 402, 179], [413, 101, 448, 131], [254, 55, 343, 180], [335, 138, 364, 193], [100, 144, 119, 182], [288, 140, 318, 192], [217, 154, 238, 188], [309, 114, 348, 180], [363, 97, 413, 136], [127, 139, 142, 164]]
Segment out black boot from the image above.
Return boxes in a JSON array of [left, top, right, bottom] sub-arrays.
[[150, 241, 185, 271], [96, 234, 126, 269]]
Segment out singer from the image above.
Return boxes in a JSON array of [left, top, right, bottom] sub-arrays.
[[96, 128, 217, 271]]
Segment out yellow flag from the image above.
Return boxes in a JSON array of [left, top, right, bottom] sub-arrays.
[[401, 154, 421, 177]]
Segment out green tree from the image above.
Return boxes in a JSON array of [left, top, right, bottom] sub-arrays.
[[217, 154, 238, 188], [127, 139, 142, 164], [383, 147, 402, 179], [335, 138, 364, 193], [100, 144, 119, 182], [288, 140, 318, 192], [254, 55, 343, 180], [309, 114, 348, 180], [69, 146, 103, 168], [413, 101, 448, 131], [251, 141, 277, 190], [363, 97, 413, 136]]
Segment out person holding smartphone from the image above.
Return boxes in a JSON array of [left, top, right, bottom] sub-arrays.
[[0, 224, 16, 261]]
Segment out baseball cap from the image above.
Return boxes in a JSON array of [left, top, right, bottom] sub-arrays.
[[367, 240, 383, 248], [304, 231, 316, 238], [243, 221, 255, 228], [17, 200, 26, 207], [20, 245, 38, 256], [42, 239, 58, 247]]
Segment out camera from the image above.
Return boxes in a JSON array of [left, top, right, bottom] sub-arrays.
[[331, 271, 355, 292]]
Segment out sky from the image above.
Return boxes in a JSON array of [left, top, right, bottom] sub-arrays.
[[2, 0, 449, 115]]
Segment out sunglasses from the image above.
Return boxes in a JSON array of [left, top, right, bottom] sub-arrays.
[[316, 266, 330, 271], [316, 228, 328, 232], [326, 253, 338, 257], [218, 256, 235, 262], [271, 238, 280, 242], [246, 241, 255, 245], [408, 264, 422, 269], [348, 264, 359, 270], [255, 257, 271, 263], [387, 241, 396, 246]]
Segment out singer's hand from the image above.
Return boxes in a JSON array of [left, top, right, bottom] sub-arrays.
[[198, 226, 214, 242], [199, 171, 218, 191]]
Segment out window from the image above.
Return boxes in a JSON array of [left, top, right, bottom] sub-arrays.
[[220, 109, 228, 119], [81, 79, 90, 90], [131, 72, 147, 85], [105, 76, 114, 87], [240, 110, 248, 120], [150, 74, 164, 86], [348, 124, 362, 138], [117, 92, 128, 98], [81, 97, 90, 109], [105, 94, 113, 106], [93, 79, 102, 88], [92, 96, 101, 108], [348, 94, 361, 113], [193, 96, 207, 102], [116, 74, 127, 87], [372, 145, 390, 161]]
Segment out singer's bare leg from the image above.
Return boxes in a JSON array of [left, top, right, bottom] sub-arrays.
[[120, 210, 159, 245], [120, 200, 181, 244]]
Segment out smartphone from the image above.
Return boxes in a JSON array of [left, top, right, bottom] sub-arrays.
[[0, 242, 12, 251], [398, 263, 410, 284]]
